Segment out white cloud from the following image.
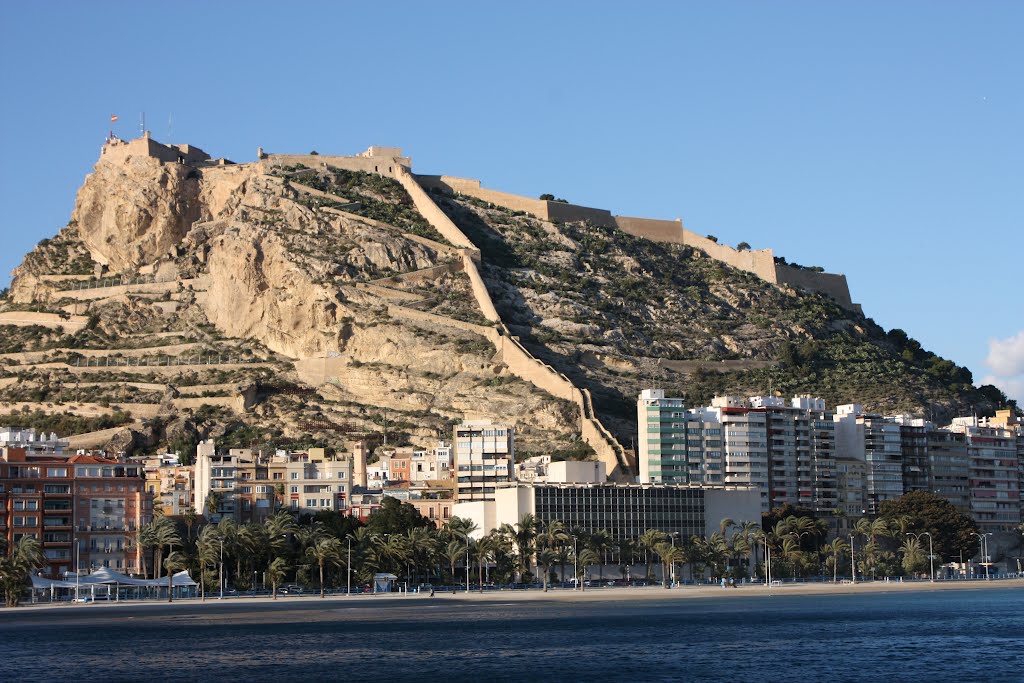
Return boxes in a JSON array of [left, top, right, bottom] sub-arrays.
[[981, 331, 1024, 402], [985, 330, 1024, 377]]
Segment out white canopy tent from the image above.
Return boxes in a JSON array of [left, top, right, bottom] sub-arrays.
[[28, 569, 197, 602]]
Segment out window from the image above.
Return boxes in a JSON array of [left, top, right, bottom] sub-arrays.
[[290, 472, 299, 480], [47, 468, 68, 477], [290, 486, 298, 494]]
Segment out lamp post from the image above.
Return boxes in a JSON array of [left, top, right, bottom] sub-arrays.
[[763, 535, 772, 587], [465, 533, 471, 594], [906, 532, 934, 582], [669, 533, 679, 588], [850, 535, 856, 585], [219, 536, 224, 600], [572, 535, 579, 591], [973, 532, 992, 580], [346, 536, 352, 596]]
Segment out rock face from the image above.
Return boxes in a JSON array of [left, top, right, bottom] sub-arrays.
[[203, 225, 348, 358], [74, 153, 204, 272], [0, 136, 587, 457]]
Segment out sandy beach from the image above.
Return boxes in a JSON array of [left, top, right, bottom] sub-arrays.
[[8, 577, 1023, 617]]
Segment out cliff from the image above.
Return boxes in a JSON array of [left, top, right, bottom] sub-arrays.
[[0, 135, 1012, 467]]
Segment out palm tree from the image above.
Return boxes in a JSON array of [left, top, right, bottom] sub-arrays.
[[152, 516, 182, 580], [267, 557, 288, 599], [406, 527, 437, 585], [237, 523, 269, 590], [780, 537, 803, 578], [900, 538, 926, 576], [653, 541, 686, 587], [136, 521, 157, 578], [537, 548, 559, 592], [719, 518, 736, 539], [0, 536, 43, 607], [183, 508, 197, 541], [446, 518, 479, 588], [638, 529, 668, 581], [588, 529, 612, 582], [512, 515, 537, 582], [474, 535, 497, 592], [205, 491, 222, 520], [264, 510, 299, 556], [577, 549, 600, 590], [196, 525, 220, 601], [442, 539, 464, 586], [306, 537, 342, 598], [823, 538, 849, 583], [372, 534, 410, 576], [163, 551, 187, 603], [216, 518, 239, 588]]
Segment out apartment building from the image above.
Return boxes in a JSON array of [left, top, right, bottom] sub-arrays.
[[194, 442, 353, 522], [835, 405, 904, 514], [0, 448, 152, 578], [835, 456, 868, 528], [140, 454, 195, 517], [926, 429, 970, 513], [453, 421, 514, 502], [638, 391, 836, 514], [0, 428, 69, 456], [948, 418, 1021, 532]]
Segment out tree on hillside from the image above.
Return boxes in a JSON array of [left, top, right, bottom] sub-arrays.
[[879, 492, 978, 562]]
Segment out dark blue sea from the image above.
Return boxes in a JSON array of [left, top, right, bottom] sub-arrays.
[[2, 586, 1023, 682]]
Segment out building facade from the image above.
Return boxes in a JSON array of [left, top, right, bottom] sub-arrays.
[[0, 448, 153, 578], [455, 483, 761, 542], [453, 421, 514, 502]]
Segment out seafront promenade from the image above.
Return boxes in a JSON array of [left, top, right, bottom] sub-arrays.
[[7, 576, 1023, 616]]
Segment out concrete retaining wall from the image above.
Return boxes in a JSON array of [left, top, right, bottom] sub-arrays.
[[56, 278, 207, 302], [0, 401, 161, 419], [0, 312, 89, 331]]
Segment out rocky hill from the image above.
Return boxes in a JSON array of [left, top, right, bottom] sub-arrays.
[[0, 135, 1012, 474]]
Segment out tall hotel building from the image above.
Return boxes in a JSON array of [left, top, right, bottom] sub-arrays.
[[453, 421, 514, 502]]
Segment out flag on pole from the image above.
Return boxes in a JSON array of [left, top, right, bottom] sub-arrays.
[[110, 115, 118, 122]]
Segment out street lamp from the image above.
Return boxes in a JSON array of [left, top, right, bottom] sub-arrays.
[[668, 532, 679, 588], [763, 535, 772, 587], [219, 536, 224, 600], [572, 535, 579, 591], [906, 532, 934, 582], [972, 532, 992, 580], [346, 536, 352, 597], [850, 534, 856, 585]]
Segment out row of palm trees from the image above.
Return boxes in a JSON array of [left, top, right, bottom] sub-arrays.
[[127, 511, 950, 600]]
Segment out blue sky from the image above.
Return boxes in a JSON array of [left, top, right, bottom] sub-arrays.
[[1, 1, 1021, 402]]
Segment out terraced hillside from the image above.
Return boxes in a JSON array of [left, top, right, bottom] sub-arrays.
[[433, 191, 1008, 445]]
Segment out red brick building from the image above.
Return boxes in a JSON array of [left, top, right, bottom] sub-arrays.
[[1, 448, 153, 578]]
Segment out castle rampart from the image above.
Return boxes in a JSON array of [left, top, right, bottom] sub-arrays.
[[416, 172, 857, 311]]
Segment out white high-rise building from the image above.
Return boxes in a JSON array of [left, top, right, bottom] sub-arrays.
[[453, 421, 514, 502]]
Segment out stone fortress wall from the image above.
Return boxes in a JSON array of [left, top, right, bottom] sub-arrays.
[[417, 174, 858, 311]]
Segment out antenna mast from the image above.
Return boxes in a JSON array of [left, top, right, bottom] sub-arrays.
[[140, 112, 146, 137]]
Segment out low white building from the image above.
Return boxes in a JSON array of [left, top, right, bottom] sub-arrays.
[[0, 427, 68, 455]]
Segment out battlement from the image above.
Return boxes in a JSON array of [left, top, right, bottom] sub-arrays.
[[257, 146, 411, 178], [416, 172, 859, 312], [101, 131, 213, 166]]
